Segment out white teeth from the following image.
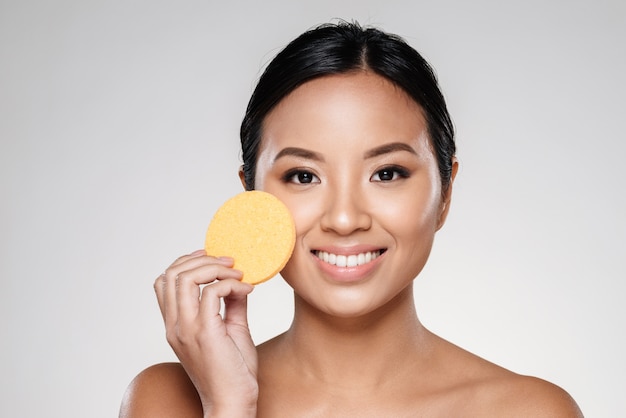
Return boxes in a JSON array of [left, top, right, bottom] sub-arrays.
[[314, 250, 382, 267]]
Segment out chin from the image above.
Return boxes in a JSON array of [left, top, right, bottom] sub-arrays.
[[308, 285, 409, 320]]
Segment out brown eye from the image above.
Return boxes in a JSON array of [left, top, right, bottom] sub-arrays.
[[283, 170, 320, 185], [371, 166, 410, 182], [375, 169, 395, 181]]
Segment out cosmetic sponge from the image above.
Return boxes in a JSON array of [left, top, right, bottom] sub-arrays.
[[204, 191, 296, 285]]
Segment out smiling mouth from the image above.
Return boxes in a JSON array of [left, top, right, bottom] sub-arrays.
[[312, 250, 386, 267]]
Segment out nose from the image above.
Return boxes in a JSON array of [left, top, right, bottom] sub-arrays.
[[320, 186, 372, 235]]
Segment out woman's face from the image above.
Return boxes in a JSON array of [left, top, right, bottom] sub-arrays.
[[251, 71, 455, 318]]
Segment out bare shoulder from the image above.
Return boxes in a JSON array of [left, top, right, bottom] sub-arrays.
[[483, 374, 583, 417], [431, 335, 582, 416], [119, 362, 202, 418]]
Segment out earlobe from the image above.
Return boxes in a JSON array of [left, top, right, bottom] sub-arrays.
[[436, 158, 459, 231], [238, 166, 248, 190]]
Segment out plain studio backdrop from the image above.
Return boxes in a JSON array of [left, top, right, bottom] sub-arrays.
[[1, 0, 624, 416]]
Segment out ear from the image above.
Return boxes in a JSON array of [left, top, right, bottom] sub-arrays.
[[238, 166, 248, 190], [436, 157, 459, 231]]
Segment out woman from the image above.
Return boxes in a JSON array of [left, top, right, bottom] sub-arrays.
[[120, 22, 582, 417]]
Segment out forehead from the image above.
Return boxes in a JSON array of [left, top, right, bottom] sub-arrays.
[[259, 71, 428, 156]]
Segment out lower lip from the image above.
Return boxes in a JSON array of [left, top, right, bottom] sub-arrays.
[[312, 252, 385, 283]]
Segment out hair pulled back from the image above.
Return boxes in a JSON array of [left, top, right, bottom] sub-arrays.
[[240, 21, 455, 191]]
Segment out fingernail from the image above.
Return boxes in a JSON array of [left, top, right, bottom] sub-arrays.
[[218, 256, 234, 262], [191, 249, 206, 256]]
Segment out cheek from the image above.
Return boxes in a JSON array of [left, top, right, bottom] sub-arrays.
[[375, 185, 441, 234], [257, 180, 321, 240], [281, 194, 322, 239], [379, 193, 440, 281], [278, 196, 320, 284], [379, 208, 437, 250]]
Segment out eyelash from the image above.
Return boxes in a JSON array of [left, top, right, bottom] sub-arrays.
[[282, 165, 410, 185], [370, 165, 410, 182], [282, 169, 320, 185]]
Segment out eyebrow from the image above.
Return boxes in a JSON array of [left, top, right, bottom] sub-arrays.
[[272, 142, 417, 164], [273, 147, 325, 163], [364, 142, 418, 159]]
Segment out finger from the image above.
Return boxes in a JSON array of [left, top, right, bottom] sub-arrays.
[[167, 254, 235, 280], [161, 269, 179, 326], [162, 254, 235, 323], [198, 279, 254, 327], [176, 264, 243, 324], [156, 251, 203, 324], [223, 285, 253, 328], [169, 249, 207, 269], [154, 273, 166, 319]]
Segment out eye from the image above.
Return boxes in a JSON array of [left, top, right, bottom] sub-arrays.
[[283, 169, 320, 185], [370, 166, 410, 182]]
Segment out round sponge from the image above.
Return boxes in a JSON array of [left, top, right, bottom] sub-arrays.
[[204, 191, 296, 285]]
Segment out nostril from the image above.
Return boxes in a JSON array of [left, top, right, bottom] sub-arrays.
[[320, 204, 373, 235]]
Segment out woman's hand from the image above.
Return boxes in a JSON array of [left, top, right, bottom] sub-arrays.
[[154, 250, 258, 418]]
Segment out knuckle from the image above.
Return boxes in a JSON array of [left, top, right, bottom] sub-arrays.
[[165, 327, 178, 345], [199, 282, 218, 297], [177, 334, 193, 348], [174, 272, 189, 289], [164, 266, 176, 278], [153, 274, 165, 290]]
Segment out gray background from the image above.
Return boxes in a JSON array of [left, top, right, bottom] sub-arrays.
[[1, 0, 624, 416]]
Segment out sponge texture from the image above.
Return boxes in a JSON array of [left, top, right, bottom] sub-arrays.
[[204, 191, 296, 285]]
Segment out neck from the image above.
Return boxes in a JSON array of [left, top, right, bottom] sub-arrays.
[[282, 284, 430, 389]]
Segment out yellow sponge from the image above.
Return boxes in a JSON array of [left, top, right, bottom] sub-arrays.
[[204, 191, 296, 285]]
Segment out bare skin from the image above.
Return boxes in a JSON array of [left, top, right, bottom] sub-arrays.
[[120, 72, 582, 417], [121, 310, 581, 417], [255, 289, 580, 417]]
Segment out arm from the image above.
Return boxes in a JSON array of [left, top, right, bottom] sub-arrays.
[[121, 251, 259, 418]]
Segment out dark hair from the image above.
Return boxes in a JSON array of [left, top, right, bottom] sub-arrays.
[[240, 21, 455, 192]]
